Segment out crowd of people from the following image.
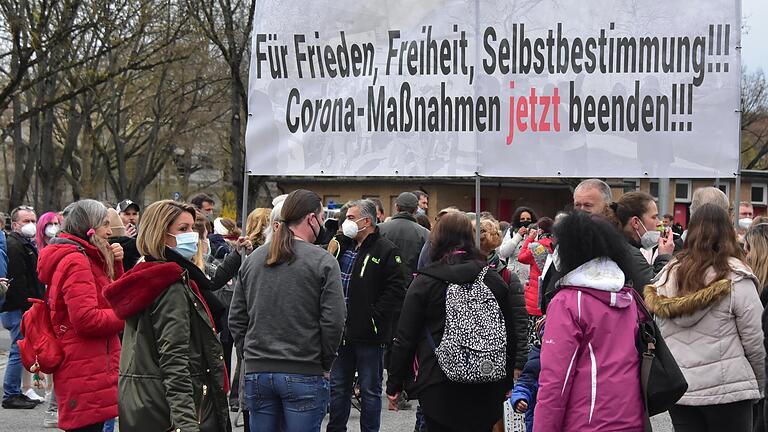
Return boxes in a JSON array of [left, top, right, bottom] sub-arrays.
[[0, 180, 766, 432]]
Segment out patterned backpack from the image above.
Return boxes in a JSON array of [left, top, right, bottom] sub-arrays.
[[426, 266, 507, 383]]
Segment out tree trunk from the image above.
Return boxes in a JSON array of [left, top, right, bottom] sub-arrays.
[[230, 68, 244, 218]]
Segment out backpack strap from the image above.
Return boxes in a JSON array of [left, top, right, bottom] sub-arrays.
[[476, 266, 490, 283], [500, 267, 511, 285], [425, 327, 437, 350], [44, 238, 89, 303], [424, 266, 492, 352]]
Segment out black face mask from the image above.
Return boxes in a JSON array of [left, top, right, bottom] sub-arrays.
[[517, 220, 532, 229], [309, 214, 327, 245]]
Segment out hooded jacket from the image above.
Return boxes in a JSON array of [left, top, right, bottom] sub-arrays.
[[518, 235, 553, 316], [534, 257, 644, 432], [104, 256, 231, 432], [37, 234, 125, 430], [645, 258, 765, 406]]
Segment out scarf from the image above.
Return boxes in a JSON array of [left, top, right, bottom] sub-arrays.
[[147, 248, 226, 329]]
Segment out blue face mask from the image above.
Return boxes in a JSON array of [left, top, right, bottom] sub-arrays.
[[170, 232, 199, 260]]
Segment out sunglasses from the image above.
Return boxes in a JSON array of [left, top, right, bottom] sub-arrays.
[[12, 205, 34, 212]]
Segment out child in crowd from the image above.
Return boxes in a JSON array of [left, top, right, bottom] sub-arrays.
[[511, 321, 544, 432]]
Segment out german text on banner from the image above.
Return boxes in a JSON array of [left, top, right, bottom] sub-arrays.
[[245, 0, 740, 178]]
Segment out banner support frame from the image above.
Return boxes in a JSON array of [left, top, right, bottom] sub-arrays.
[[475, 174, 481, 247], [241, 169, 251, 227]]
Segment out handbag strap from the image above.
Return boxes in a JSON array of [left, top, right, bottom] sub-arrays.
[[629, 289, 655, 432], [641, 350, 654, 432]]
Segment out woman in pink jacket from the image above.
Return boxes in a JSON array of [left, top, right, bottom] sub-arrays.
[[534, 211, 644, 432]]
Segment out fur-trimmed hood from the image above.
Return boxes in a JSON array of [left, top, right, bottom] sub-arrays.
[[645, 258, 759, 327], [103, 261, 184, 319], [645, 280, 731, 324]]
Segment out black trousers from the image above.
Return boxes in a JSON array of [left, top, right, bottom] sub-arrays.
[[67, 423, 104, 432], [669, 400, 753, 432]]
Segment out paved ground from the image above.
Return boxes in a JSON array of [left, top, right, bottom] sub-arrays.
[[0, 328, 674, 431]]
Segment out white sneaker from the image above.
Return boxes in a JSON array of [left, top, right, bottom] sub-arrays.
[[24, 388, 45, 402], [43, 410, 58, 428]]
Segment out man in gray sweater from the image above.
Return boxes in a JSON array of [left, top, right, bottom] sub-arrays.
[[229, 189, 346, 431]]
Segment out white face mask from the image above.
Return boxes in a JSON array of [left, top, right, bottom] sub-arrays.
[[636, 223, 661, 250], [20, 222, 37, 238], [342, 219, 362, 239], [739, 218, 753, 230], [44, 224, 60, 238]]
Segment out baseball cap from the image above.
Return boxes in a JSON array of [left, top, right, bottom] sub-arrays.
[[116, 200, 140, 213]]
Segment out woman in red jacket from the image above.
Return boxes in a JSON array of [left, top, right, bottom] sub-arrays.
[[517, 217, 554, 342], [37, 199, 125, 432]]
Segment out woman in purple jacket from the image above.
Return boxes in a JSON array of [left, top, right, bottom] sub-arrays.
[[534, 211, 644, 432]]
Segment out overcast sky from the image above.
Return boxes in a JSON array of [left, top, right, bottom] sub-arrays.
[[743, 0, 767, 73]]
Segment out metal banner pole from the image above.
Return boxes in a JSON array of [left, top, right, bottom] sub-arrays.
[[734, 171, 742, 227], [475, 175, 481, 247], [658, 178, 671, 216], [733, 25, 743, 226], [241, 169, 250, 227]]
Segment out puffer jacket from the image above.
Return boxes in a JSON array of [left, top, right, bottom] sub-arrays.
[[534, 257, 644, 432], [518, 236, 553, 316], [645, 258, 765, 406], [36, 234, 124, 430], [104, 255, 231, 432]]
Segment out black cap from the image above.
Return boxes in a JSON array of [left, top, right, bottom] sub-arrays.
[[395, 192, 419, 212], [116, 200, 140, 213]]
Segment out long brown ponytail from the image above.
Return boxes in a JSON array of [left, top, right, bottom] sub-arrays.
[[266, 189, 322, 266]]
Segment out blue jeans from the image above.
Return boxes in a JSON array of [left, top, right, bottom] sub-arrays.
[[1, 310, 23, 400], [327, 342, 384, 432], [245, 373, 329, 432], [415, 405, 427, 431], [102, 418, 115, 432]]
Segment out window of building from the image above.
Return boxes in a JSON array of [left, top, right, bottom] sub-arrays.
[[751, 184, 767, 205], [674, 180, 692, 203], [717, 183, 730, 199], [623, 179, 640, 193], [649, 180, 659, 199]]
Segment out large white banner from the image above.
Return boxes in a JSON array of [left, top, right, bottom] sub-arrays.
[[245, 0, 740, 178]]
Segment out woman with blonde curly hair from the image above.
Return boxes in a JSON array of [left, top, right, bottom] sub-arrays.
[[246, 208, 271, 247]]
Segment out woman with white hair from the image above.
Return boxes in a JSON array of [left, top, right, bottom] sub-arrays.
[[37, 200, 125, 432], [264, 194, 288, 243]]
